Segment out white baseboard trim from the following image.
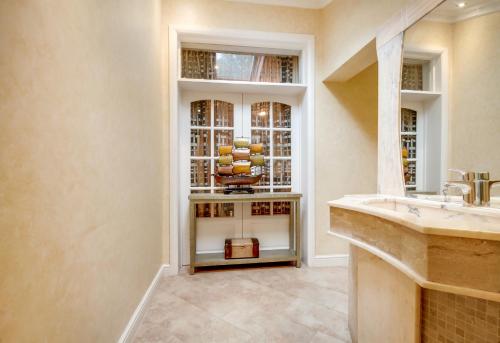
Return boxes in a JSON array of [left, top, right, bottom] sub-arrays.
[[162, 263, 178, 277], [308, 254, 349, 267], [118, 264, 175, 343]]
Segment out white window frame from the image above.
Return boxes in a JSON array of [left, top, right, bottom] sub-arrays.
[[179, 92, 300, 264], [168, 26, 315, 273]]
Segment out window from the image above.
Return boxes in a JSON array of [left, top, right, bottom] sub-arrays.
[[181, 48, 299, 83], [190, 98, 236, 217], [185, 94, 297, 217], [401, 108, 417, 190], [251, 101, 292, 191]]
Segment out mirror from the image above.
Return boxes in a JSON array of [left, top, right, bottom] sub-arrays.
[[400, 0, 500, 206]]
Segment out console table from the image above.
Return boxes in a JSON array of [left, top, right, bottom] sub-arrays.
[[188, 192, 302, 274]]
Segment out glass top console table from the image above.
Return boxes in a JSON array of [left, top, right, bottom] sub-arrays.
[[188, 192, 302, 274]]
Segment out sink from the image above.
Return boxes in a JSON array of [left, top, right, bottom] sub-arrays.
[[329, 195, 500, 241]]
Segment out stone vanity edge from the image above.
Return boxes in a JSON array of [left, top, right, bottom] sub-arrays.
[[328, 194, 500, 242], [328, 194, 500, 302]]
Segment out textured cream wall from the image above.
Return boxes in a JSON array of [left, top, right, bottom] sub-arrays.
[[404, 13, 500, 186], [320, 0, 413, 80], [162, 0, 319, 32], [451, 12, 500, 181], [404, 20, 453, 48], [314, 0, 411, 255], [0, 1, 163, 342], [315, 65, 380, 255]]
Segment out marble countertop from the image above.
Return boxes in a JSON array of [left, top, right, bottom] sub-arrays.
[[329, 194, 500, 301], [329, 194, 500, 241]]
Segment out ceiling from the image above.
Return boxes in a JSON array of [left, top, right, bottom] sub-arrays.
[[425, 0, 500, 22], [225, 0, 333, 9]]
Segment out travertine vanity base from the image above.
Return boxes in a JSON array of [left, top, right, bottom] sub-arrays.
[[330, 195, 500, 343]]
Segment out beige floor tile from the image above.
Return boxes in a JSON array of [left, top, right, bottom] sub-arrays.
[[222, 308, 317, 343], [284, 298, 351, 342], [131, 265, 351, 343]]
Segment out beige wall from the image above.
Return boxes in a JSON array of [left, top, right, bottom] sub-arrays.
[[451, 12, 500, 181], [315, 65, 379, 255], [0, 1, 163, 342], [162, 0, 319, 33], [404, 12, 500, 187], [315, 0, 411, 255], [404, 20, 453, 48], [320, 0, 413, 80]]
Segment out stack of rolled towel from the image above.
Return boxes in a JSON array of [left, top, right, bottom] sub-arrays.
[[217, 145, 234, 175], [232, 137, 251, 175], [216, 138, 265, 176]]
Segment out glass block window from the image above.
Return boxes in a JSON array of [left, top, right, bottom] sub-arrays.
[[251, 101, 293, 195], [214, 130, 233, 157], [187, 97, 295, 217], [273, 202, 291, 215], [251, 130, 270, 156], [251, 102, 271, 128], [273, 103, 291, 128], [191, 159, 211, 187], [214, 100, 234, 127], [191, 129, 211, 156], [401, 135, 417, 159], [273, 131, 292, 157], [401, 107, 418, 190], [182, 49, 299, 84], [401, 108, 417, 132], [190, 99, 235, 216], [273, 160, 292, 186], [251, 202, 271, 216]]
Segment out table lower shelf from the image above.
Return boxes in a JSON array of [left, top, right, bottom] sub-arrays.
[[194, 249, 299, 267]]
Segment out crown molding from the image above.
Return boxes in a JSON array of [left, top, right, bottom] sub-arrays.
[[424, 1, 500, 23]]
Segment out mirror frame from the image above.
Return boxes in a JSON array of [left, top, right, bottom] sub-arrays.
[[375, 0, 446, 195]]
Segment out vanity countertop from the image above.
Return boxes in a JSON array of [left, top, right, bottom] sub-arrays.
[[329, 194, 500, 302], [329, 194, 500, 241]]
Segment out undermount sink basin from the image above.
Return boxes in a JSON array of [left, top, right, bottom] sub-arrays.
[[329, 195, 500, 241]]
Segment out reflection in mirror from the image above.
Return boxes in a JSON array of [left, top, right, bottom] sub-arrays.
[[401, 0, 500, 207]]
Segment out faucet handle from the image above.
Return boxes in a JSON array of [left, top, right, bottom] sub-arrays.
[[448, 168, 467, 180]]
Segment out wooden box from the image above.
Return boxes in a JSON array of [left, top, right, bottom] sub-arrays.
[[224, 238, 259, 259]]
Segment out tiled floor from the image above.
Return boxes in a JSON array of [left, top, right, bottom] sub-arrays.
[[131, 265, 351, 343]]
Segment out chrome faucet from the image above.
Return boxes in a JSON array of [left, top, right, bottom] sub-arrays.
[[444, 169, 500, 206]]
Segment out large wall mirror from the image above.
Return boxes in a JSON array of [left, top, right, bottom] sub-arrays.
[[400, 0, 500, 205]]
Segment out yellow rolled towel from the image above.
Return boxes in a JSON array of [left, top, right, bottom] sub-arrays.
[[218, 155, 233, 166], [219, 145, 233, 156], [233, 161, 251, 175], [234, 137, 250, 149], [402, 147, 409, 158], [250, 154, 265, 166], [249, 143, 263, 154]]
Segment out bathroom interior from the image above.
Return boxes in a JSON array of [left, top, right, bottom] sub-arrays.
[[1, 0, 499, 342]]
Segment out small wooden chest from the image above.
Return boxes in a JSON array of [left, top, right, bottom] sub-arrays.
[[224, 238, 259, 259]]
